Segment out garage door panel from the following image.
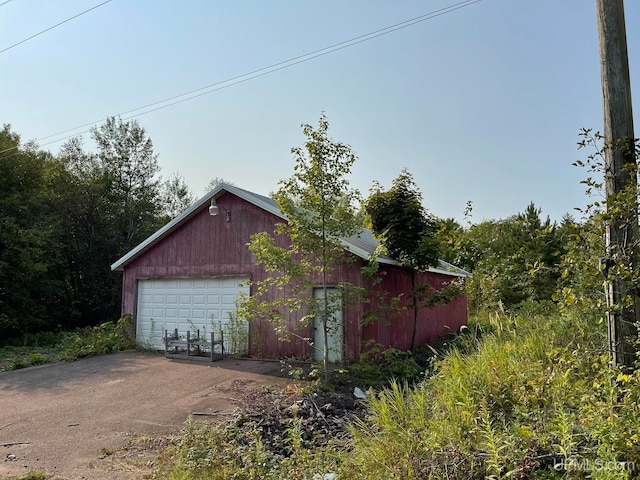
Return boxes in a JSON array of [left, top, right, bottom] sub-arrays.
[[193, 294, 206, 304], [222, 294, 238, 305], [163, 322, 178, 335], [136, 277, 249, 352]]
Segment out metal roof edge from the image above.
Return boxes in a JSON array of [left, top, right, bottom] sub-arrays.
[[111, 182, 286, 271], [341, 239, 470, 278], [435, 259, 473, 277], [426, 266, 472, 278], [111, 183, 471, 280], [367, 257, 471, 277]]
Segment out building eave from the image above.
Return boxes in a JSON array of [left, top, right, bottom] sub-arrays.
[[111, 183, 285, 271], [111, 183, 471, 279]]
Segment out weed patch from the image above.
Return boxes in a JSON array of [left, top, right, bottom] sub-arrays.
[[5, 473, 47, 480], [343, 311, 640, 479], [159, 384, 362, 479], [0, 316, 135, 371], [58, 316, 135, 361]]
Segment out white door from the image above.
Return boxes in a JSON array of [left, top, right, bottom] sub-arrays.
[[313, 287, 343, 362], [136, 277, 249, 353]]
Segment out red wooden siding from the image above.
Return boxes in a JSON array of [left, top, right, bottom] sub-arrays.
[[361, 265, 468, 354], [120, 192, 467, 361]]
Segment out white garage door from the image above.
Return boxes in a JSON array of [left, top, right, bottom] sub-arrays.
[[136, 277, 250, 353]]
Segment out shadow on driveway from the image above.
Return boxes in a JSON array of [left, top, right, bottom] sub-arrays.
[[1, 351, 287, 394], [0, 351, 295, 479]]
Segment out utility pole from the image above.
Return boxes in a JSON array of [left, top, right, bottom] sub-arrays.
[[595, 0, 638, 368]]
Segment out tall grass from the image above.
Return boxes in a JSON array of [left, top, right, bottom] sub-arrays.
[[155, 307, 640, 479], [342, 310, 640, 479]]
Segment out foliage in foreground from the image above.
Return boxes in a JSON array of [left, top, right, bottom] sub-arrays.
[[161, 406, 343, 480], [239, 113, 362, 375], [157, 309, 640, 480], [0, 316, 135, 371], [343, 310, 640, 479]]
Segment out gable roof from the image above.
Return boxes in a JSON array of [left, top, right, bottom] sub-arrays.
[[111, 183, 470, 278]]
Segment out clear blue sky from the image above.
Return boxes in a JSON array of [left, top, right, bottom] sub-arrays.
[[2, 0, 639, 223]]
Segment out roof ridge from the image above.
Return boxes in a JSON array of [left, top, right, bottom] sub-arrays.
[[111, 183, 470, 278]]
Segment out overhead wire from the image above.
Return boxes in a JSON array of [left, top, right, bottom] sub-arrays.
[[0, 0, 14, 7], [0, 0, 112, 55], [1, 0, 482, 155]]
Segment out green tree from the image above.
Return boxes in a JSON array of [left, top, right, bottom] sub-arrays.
[[566, 130, 640, 365], [239, 113, 362, 375], [455, 203, 565, 312], [55, 136, 121, 326], [0, 118, 177, 340], [51, 118, 165, 328], [161, 172, 195, 220], [91, 116, 162, 254], [0, 125, 66, 340], [364, 169, 443, 349], [435, 217, 465, 265], [554, 214, 605, 320]]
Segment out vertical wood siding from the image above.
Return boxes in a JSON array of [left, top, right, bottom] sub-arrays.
[[121, 193, 467, 361], [361, 265, 468, 355]]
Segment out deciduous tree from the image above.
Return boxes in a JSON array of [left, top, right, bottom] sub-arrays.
[[365, 169, 444, 349], [0, 125, 65, 339], [161, 172, 195, 220], [91, 116, 162, 253], [239, 113, 362, 376]]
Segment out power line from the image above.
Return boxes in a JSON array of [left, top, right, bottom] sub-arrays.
[[0, 0, 15, 7], [0, 0, 112, 55], [2, 0, 482, 155]]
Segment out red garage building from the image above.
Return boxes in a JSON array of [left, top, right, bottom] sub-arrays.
[[111, 183, 469, 362]]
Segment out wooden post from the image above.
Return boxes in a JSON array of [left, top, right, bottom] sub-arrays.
[[211, 332, 215, 362], [596, 0, 638, 368]]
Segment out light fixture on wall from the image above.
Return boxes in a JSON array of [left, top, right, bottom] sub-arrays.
[[209, 199, 231, 222]]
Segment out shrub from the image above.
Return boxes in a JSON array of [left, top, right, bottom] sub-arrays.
[[8, 356, 28, 370], [59, 316, 135, 361], [0, 316, 134, 371], [28, 353, 47, 365], [162, 415, 340, 480]]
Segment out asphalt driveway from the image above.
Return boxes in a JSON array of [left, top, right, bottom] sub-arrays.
[[0, 351, 291, 479]]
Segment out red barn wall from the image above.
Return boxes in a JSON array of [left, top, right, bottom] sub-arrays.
[[121, 193, 313, 358], [361, 265, 468, 354], [120, 192, 467, 362]]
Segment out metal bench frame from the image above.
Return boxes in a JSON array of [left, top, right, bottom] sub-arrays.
[[164, 328, 224, 361]]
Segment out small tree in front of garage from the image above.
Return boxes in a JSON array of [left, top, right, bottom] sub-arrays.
[[365, 169, 460, 350], [238, 113, 362, 378]]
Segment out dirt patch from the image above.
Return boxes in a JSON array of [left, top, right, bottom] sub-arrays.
[[0, 351, 294, 479], [97, 380, 366, 478]]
